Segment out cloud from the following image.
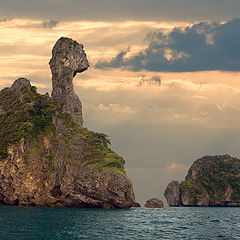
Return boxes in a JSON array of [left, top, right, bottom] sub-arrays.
[[96, 19, 240, 72], [137, 75, 161, 87], [0, 0, 240, 22], [78, 77, 240, 202], [1, 14, 240, 203], [42, 20, 58, 29], [0, 17, 11, 22]]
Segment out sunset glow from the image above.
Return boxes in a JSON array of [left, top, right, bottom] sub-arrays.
[[1, 11, 240, 204]]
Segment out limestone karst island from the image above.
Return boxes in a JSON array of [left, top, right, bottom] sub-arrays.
[[165, 155, 240, 207], [2, 0, 240, 238], [0, 37, 135, 208], [0, 37, 240, 209]]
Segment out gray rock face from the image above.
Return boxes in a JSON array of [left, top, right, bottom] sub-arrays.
[[165, 181, 210, 207], [49, 37, 89, 126], [0, 136, 135, 208], [164, 181, 182, 206], [10, 78, 31, 93], [145, 198, 164, 208]]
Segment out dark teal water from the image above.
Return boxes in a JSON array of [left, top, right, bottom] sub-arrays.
[[0, 206, 239, 240]]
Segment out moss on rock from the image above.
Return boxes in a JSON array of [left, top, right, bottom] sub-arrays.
[[184, 155, 240, 203], [0, 85, 59, 159], [165, 154, 240, 206], [0, 80, 126, 177]]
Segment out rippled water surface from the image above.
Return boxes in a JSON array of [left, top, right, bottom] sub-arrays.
[[0, 206, 240, 239]]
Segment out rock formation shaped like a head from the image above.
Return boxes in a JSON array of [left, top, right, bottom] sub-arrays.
[[50, 37, 89, 126], [49, 37, 89, 79]]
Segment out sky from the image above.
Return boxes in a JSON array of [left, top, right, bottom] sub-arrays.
[[1, 0, 240, 205]]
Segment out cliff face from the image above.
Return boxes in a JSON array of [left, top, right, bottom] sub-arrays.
[[50, 37, 89, 126], [164, 181, 181, 206], [0, 37, 135, 208], [164, 155, 240, 207]]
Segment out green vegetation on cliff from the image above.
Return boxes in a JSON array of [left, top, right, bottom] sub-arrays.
[[59, 111, 126, 176], [0, 83, 126, 176], [0, 86, 59, 159], [183, 154, 240, 203]]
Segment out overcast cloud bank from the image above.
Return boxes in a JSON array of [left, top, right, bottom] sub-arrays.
[[0, 0, 240, 21], [96, 19, 240, 72]]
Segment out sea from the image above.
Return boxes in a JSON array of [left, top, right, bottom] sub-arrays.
[[0, 206, 239, 240]]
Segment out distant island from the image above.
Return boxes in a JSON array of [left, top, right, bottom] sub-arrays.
[[0, 37, 135, 208], [164, 155, 240, 207]]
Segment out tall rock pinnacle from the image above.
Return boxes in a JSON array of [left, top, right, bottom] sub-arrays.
[[49, 37, 89, 126], [0, 37, 135, 208]]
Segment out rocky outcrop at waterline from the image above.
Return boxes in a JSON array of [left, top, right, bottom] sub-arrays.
[[132, 202, 141, 207], [164, 155, 240, 207], [0, 37, 135, 208], [164, 181, 182, 206], [145, 198, 164, 208]]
